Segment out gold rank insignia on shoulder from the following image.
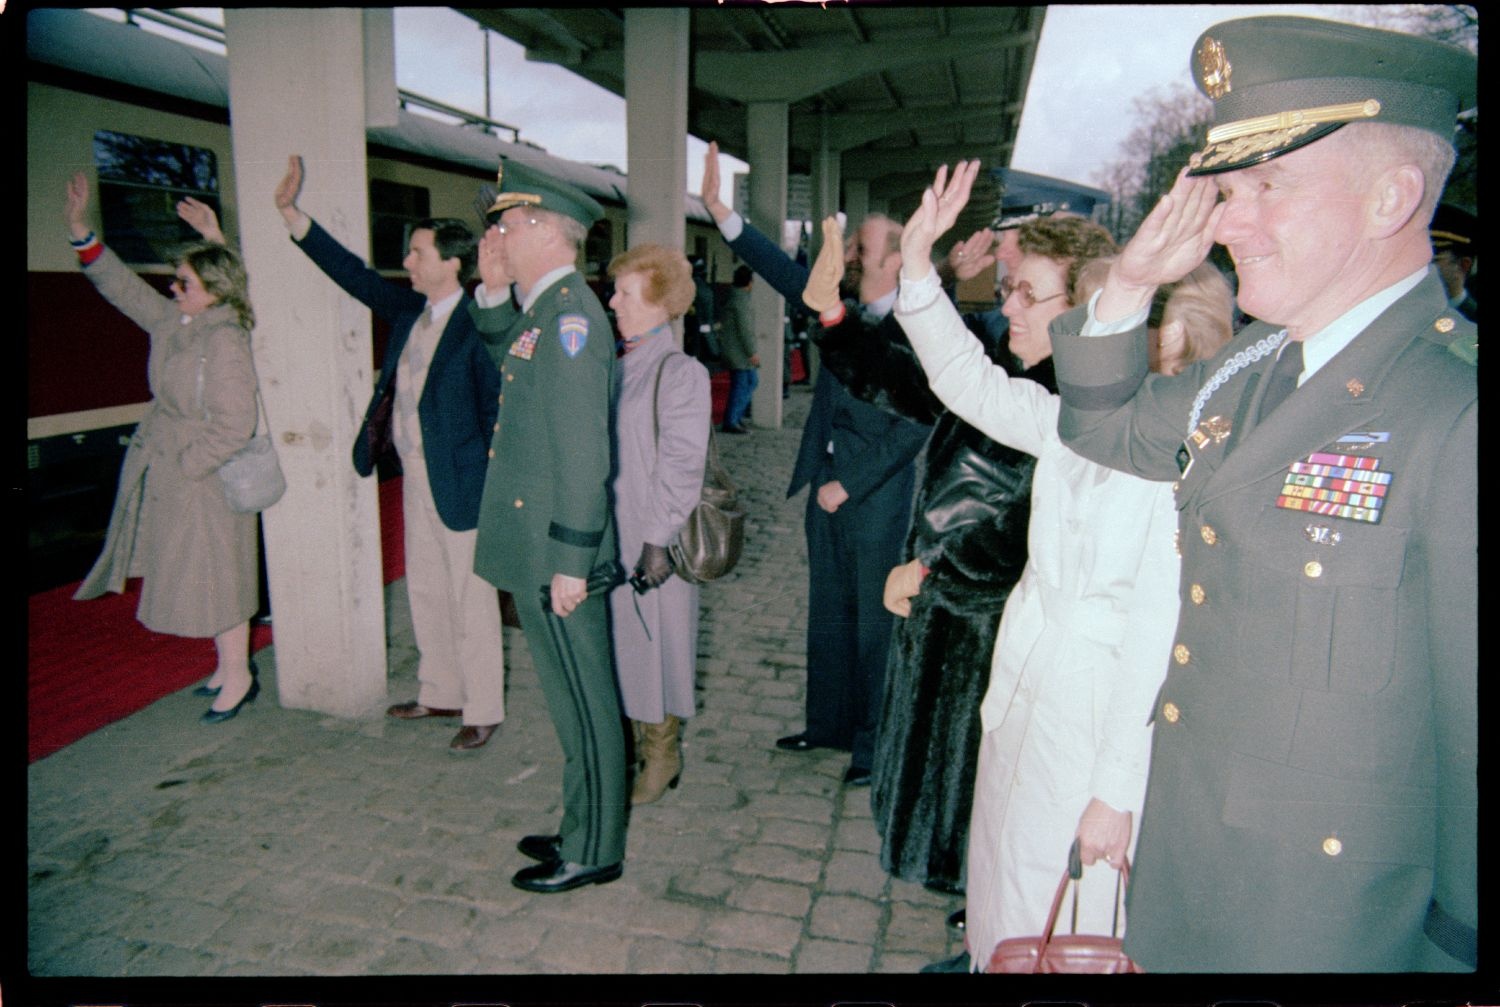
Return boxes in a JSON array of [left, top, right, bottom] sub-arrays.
[[1346, 378, 1364, 398], [1435, 316, 1455, 334]]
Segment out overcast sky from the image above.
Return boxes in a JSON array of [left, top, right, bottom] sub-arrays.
[[1012, 4, 1378, 182]]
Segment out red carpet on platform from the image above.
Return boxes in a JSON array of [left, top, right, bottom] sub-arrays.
[[27, 476, 406, 763]]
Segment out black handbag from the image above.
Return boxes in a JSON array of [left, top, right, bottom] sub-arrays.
[[365, 380, 396, 469], [649, 355, 745, 584]]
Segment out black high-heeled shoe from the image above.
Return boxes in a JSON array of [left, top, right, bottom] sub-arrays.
[[194, 659, 256, 699], [201, 675, 260, 724]]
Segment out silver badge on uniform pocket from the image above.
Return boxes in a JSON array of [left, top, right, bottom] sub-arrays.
[[1304, 524, 1342, 546]]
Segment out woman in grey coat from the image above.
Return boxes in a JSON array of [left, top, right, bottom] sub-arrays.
[[66, 173, 263, 724], [606, 244, 711, 804]]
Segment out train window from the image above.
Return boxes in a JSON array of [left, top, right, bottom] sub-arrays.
[[370, 178, 432, 270], [585, 217, 613, 281], [93, 130, 221, 265]]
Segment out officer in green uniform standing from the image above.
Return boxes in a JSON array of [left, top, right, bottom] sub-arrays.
[[1046, 17, 1476, 971], [467, 161, 626, 893]]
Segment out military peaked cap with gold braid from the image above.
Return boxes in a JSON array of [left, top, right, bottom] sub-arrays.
[[1186, 16, 1477, 176], [485, 158, 604, 229]]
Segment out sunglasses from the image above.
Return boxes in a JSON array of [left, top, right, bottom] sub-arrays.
[[1000, 276, 1066, 308]]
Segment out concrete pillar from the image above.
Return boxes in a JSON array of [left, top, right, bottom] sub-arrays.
[[745, 101, 788, 429], [843, 179, 871, 232], [623, 9, 690, 346], [810, 113, 841, 255], [223, 9, 387, 716]]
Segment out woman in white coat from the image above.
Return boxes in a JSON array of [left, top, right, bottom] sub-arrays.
[[605, 243, 711, 805], [886, 162, 1233, 971]]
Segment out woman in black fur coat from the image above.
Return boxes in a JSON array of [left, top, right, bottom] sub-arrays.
[[813, 298, 1055, 892]]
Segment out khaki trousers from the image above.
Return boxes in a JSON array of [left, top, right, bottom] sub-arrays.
[[400, 454, 506, 726]]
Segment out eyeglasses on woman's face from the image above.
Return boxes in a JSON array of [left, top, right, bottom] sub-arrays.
[[999, 275, 1066, 308]]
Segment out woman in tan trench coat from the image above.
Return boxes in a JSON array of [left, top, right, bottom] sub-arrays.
[[66, 172, 263, 723]]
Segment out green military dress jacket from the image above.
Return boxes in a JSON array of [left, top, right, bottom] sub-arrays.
[[1048, 270, 1477, 972], [468, 273, 616, 595]]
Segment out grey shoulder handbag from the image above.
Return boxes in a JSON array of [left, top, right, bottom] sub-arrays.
[[197, 354, 286, 514], [650, 355, 744, 584]]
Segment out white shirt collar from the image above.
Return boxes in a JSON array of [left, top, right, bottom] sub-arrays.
[[424, 286, 463, 326], [1296, 266, 1428, 385], [862, 284, 899, 321], [520, 264, 578, 313]]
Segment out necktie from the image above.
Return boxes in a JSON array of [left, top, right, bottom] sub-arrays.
[[408, 306, 434, 374], [1256, 338, 1304, 421]]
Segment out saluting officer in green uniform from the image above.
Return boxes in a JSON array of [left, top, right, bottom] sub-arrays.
[[468, 161, 626, 893], [1048, 18, 1476, 971]]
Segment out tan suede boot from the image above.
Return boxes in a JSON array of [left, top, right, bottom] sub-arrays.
[[630, 715, 682, 805], [629, 719, 646, 773]]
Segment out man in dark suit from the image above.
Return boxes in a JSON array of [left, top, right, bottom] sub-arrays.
[[466, 160, 625, 894], [274, 156, 505, 751], [701, 144, 930, 787], [1047, 17, 1476, 972], [1429, 202, 1478, 323]]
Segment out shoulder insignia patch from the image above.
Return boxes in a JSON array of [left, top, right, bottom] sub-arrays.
[[558, 314, 589, 358]]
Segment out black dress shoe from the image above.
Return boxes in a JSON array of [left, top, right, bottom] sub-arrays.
[[386, 700, 462, 719], [517, 833, 562, 862], [201, 676, 260, 725], [512, 858, 623, 893], [193, 658, 257, 698], [775, 732, 820, 752], [946, 908, 966, 933], [843, 765, 872, 786]]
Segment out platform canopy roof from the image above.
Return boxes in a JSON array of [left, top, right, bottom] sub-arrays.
[[459, 6, 1051, 238]]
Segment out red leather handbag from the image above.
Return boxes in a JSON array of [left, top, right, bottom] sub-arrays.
[[986, 840, 1143, 974]]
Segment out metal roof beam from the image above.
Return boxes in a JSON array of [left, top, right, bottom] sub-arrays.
[[695, 30, 1034, 103], [842, 144, 1011, 180], [791, 102, 1014, 152]]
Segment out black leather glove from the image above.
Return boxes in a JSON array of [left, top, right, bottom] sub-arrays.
[[633, 542, 674, 591]]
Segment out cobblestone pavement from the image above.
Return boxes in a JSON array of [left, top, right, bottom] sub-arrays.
[[25, 383, 968, 992]]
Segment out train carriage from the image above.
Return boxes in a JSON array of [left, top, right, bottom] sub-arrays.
[[26, 8, 730, 590]]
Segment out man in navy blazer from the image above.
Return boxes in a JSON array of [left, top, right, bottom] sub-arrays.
[[701, 144, 930, 786], [275, 155, 506, 751]]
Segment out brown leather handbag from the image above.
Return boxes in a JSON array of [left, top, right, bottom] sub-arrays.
[[986, 840, 1143, 974], [649, 356, 745, 584]]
